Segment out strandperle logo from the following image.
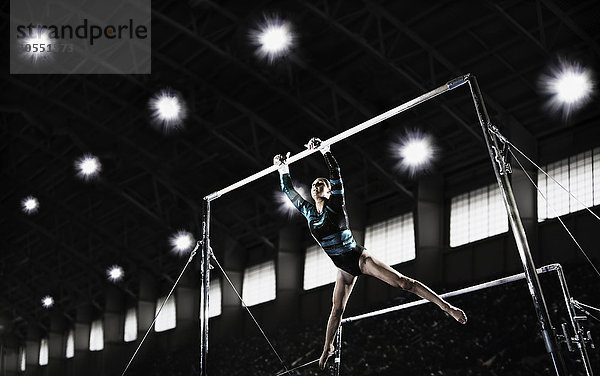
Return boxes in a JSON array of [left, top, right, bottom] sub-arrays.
[[16, 19, 149, 46], [10, 0, 151, 74]]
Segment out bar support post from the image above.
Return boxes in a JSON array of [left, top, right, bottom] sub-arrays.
[[467, 76, 566, 375], [333, 327, 342, 376], [555, 265, 593, 375], [200, 198, 211, 376]]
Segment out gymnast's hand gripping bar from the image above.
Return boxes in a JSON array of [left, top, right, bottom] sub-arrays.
[[204, 74, 471, 202]]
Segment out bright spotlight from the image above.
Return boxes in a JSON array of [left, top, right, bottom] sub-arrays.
[[250, 16, 295, 63], [402, 139, 432, 166], [540, 59, 595, 118], [41, 295, 54, 308], [107, 265, 124, 282], [149, 89, 188, 133], [393, 131, 436, 177], [21, 196, 39, 214], [275, 184, 307, 218], [21, 28, 53, 64], [169, 230, 195, 255], [75, 154, 101, 180]]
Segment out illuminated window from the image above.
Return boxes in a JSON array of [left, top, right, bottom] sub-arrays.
[[65, 329, 74, 358], [242, 261, 276, 306], [19, 346, 26, 371], [89, 319, 104, 351], [154, 296, 176, 332], [365, 213, 415, 266], [595, 150, 600, 204], [450, 184, 508, 247], [538, 148, 600, 221], [303, 244, 338, 290], [209, 279, 222, 318], [39, 338, 48, 365], [124, 307, 138, 342]]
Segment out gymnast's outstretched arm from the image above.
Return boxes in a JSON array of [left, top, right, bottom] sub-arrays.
[[274, 154, 312, 217]]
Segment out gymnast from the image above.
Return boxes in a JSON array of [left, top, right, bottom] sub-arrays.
[[273, 138, 467, 370]]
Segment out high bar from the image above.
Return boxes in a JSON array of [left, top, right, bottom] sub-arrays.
[[341, 264, 560, 324], [204, 74, 472, 201]]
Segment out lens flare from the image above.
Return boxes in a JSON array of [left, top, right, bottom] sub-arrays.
[[169, 230, 195, 255], [392, 131, 437, 177], [250, 15, 295, 63], [275, 184, 308, 218], [149, 89, 188, 133], [401, 139, 431, 166], [21, 196, 39, 214], [41, 295, 54, 308], [107, 265, 124, 282], [21, 28, 54, 64], [75, 154, 101, 180], [540, 59, 595, 119]]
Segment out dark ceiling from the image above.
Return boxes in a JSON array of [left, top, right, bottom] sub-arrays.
[[1, 0, 600, 340]]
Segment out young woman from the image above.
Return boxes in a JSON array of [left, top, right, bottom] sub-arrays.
[[274, 138, 467, 369]]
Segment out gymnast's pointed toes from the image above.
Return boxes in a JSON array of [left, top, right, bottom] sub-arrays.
[[447, 305, 467, 324]]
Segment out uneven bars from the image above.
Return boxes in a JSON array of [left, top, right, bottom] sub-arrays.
[[204, 74, 472, 201], [342, 264, 560, 324]]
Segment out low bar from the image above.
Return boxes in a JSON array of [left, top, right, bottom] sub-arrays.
[[342, 264, 559, 324], [204, 74, 471, 201]]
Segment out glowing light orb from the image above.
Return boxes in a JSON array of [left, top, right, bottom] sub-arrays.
[[553, 71, 592, 104], [401, 139, 432, 166], [540, 59, 595, 118], [393, 131, 436, 177], [21, 196, 39, 214], [21, 28, 53, 64], [41, 296, 54, 308], [75, 154, 101, 180], [250, 16, 295, 63], [276, 185, 307, 218], [149, 90, 188, 133], [260, 25, 292, 53], [169, 230, 195, 255], [107, 265, 124, 282]]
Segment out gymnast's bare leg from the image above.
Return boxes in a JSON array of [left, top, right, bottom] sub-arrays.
[[359, 250, 467, 324], [319, 269, 356, 369]]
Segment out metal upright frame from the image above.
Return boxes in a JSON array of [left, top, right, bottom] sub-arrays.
[[468, 77, 566, 374], [199, 74, 571, 375], [200, 199, 211, 375]]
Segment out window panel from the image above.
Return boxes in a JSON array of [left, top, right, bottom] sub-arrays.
[[303, 244, 338, 290], [19, 346, 26, 371], [209, 279, 222, 318], [89, 319, 104, 351], [124, 307, 138, 342], [155, 295, 177, 332], [489, 187, 508, 237], [569, 152, 593, 211], [469, 187, 489, 243], [39, 338, 48, 366], [365, 213, 415, 266], [242, 261, 276, 306], [547, 160, 570, 217], [537, 167, 547, 222], [594, 148, 600, 205], [450, 184, 508, 247], [450, 195, 469, 247], [65, 329, 74, 358], [538, 149, 600, 221]]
